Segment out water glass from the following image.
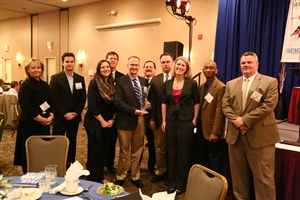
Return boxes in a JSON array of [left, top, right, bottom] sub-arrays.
[[38, 178, 50, 193], [6, 186, 22, 200], [45, 164, 57, 184]]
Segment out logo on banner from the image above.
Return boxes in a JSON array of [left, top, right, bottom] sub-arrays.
[[290, 25, 300, 40]]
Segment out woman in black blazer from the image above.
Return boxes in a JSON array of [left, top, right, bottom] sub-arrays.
[[14, 58, 54, 173], [84, 60, 117, 183], [161, 56, 200, 195]]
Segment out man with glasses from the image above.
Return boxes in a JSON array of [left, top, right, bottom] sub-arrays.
[[114, 56, 150, 188], [196, 60, 226, 174], [148, 53, 174, 183]]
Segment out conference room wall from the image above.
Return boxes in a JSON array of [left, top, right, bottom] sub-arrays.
[[0, 0, 219, 85]]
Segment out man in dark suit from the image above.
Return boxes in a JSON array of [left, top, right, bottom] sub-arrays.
[[105, 51, 124, 173], [148, 53, 174, 183], [143, 60, 156, 175], [50, 52, 86, 166], [222, 52, 280, 200], [196, 60, 225, 174], [114, 56, 150, 188]]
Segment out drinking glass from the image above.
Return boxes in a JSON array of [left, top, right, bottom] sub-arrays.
[[38, 178, 50, 193], [45, 164, 57, 184]]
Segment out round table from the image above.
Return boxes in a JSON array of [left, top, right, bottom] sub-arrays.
[[1, 177, 128, 200]]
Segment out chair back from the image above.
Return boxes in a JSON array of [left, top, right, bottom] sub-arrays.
[[2, 94, 19, 129], [0, 114, 6, 141], [25, 135, 69, 177], [184, 164, 228, 200]]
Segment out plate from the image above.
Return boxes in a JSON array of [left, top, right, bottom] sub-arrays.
[[21, 188, 42, 200], [95, 186, 124, 196], [60, 186, 83, 196]]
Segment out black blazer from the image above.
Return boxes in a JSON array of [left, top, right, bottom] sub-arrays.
[[148, 73, 164, 128], [114, 74, 148, 130], [115, 70, 125, 80], [162, 78, 200, 121], [50, 71, 86, 123]]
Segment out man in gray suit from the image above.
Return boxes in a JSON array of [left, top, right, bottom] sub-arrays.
[[222, 52, 280, 200], [148, 53, 174, 183], [114, 56, 150, 188]]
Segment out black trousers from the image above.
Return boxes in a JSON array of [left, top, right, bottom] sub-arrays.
[[86, 129, 112, 182], [196, 122, 225, 174], [105, 127, 117, 169], [52, 118, 80, 164], [145, 127, 155, 171]]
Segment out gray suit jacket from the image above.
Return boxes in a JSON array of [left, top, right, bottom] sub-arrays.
[[148, 73, 164, 129], [222, 73, 280, 148], [114, 74, 148, 130]]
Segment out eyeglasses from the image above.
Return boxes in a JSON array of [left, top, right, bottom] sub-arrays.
[[203, 66, 216, 70]]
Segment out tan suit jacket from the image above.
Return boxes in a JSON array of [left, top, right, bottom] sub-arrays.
[[200, 78, 225, 140], [222, 73, 280, 148]]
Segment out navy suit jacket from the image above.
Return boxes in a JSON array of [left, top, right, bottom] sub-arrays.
[[50, 71, 86, 123], [114, 74, 148, 130]]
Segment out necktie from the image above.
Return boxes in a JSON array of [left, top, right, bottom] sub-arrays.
[[242, 78, 249, 110], [132, 78, 141, 109], [165, 74, 169, 82]]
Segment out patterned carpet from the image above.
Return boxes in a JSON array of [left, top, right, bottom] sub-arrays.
[[0, 122, 185, 200]]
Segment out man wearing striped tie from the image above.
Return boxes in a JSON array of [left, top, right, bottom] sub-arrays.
[[114, 56, 151, 188]]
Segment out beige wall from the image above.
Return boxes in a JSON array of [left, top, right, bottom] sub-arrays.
[[0, 0, 219, 85]]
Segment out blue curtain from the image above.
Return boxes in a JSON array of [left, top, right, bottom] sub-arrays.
[[214, 0, 299, 118]]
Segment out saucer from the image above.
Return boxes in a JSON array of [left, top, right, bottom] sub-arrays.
[[60, 186, 83, 196], [21, 188, 42, 200]]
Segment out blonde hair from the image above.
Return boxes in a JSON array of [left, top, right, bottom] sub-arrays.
[[24, 58, 45, 79], [171, 56, 192, 78]]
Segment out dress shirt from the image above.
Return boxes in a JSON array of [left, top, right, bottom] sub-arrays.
[[66, 73, 74, 94]]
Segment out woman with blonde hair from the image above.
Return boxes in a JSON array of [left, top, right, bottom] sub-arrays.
[[161, 56, 200, 195], [14, 58, 54, 173]]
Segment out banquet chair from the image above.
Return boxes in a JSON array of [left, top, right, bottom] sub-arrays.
[[184, 164, 228, 200], [0, 114, 6, 142], [25, 135, 69, 177]]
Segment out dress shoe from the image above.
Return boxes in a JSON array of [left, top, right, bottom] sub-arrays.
[[116, 180, 124, 186], [131, 179, 143, 188], [176, 190, 183, 196], [167, 188, 176, 194], [106, 167, 116, 173], [150, 174, 164, 183]]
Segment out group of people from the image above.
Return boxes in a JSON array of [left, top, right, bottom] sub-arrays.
[[14, 52, 86, 174], [13, 50, 280, 200]]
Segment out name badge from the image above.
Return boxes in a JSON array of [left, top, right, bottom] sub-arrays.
[[250, 91, 262, 102], [40, 101, 50, 113], [75, 82, 83, 90], [204, 93, 214, 103]]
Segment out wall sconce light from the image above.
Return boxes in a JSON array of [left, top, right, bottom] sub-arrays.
[[107, 10, 117, 16], [77, 49, 85, 67], [16, 52, 22, 66], [46, 41, 53, 50]]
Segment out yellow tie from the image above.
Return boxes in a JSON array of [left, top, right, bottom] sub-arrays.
[[242, 78, 249, 110]]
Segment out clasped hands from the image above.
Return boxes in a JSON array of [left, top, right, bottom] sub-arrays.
[[233, 117, 248, 131]]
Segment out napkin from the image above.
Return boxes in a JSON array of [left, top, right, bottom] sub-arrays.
[[49, 161, 90, 194], [139, 189, 176, 200], [66, 161, 90, 179], [49, 181, 66, 194]]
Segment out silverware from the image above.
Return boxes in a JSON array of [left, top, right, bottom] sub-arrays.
[[83, 184, 93, 192], [78, 194, 93, 200]]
